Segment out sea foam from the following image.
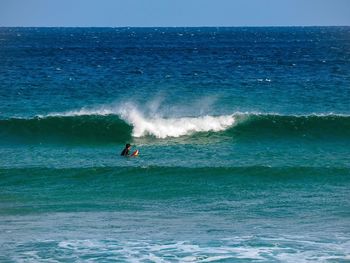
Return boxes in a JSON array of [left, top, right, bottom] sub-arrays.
[[119, 107, 235, 138]]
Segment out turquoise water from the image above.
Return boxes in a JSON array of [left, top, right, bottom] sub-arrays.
[[1, 166, 350, 261], [0, 27, 350, 262]]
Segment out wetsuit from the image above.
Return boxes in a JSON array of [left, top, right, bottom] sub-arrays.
[[121, 148, 130, 156]]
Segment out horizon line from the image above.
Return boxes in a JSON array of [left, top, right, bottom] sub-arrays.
[[1, 25, 349, 28]]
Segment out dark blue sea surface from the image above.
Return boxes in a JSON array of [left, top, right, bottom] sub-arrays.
[[0, 27, 350, 262]]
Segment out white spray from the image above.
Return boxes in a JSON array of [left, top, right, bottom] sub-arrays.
[[119, 106, 235, 138]]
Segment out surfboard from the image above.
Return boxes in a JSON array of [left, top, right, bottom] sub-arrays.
[[130, 149, 139, 157]]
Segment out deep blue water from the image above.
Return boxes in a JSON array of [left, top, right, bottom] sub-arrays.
[[0, 27, 350, 262]]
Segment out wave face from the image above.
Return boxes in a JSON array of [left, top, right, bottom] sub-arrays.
[[1, 112, 349, 145], [231, 114, 350, 139], [0, 115, 132, 144]]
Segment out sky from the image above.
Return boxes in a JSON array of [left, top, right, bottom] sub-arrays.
[[0, 0, 349, 27]]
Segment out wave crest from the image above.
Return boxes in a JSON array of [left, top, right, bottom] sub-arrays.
[[1, 106, 350, 145], [119, 107, 236, 138]]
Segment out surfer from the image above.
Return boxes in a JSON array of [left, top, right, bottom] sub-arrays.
[[121, 143, 131, 156], [121, 143, 139, 157]]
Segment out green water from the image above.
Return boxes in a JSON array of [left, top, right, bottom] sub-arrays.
[[1, 166, 349, 261]]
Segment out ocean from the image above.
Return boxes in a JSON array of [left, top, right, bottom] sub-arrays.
[[0, 27, 349, 262]]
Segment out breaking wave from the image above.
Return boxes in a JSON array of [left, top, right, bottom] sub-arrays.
[[1, 104, 349, 144]]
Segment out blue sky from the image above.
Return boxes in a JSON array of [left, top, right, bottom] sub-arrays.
[[1, 0, 349, 27]]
